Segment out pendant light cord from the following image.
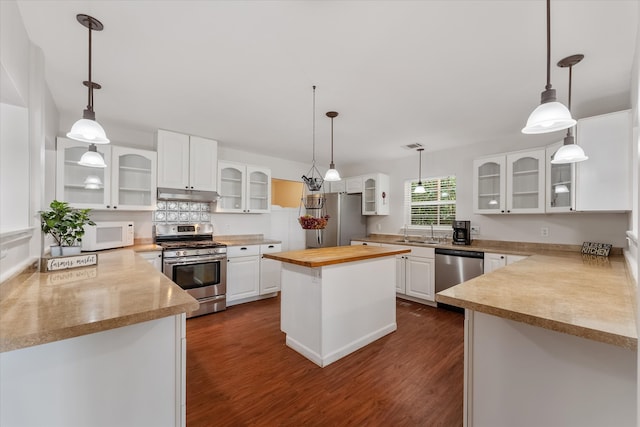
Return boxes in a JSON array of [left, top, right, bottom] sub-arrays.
[[545, 0, 551, 91], [418, 148, 423, 184], [330, 115, 334, 166], [312, 85, 316, 166], [87, 19, 93, 112]]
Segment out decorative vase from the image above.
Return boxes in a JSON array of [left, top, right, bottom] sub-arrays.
[[50, 245, 62, 257], [61, 246, 82, 256]]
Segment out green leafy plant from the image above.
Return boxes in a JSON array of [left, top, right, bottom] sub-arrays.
[[39, 200, 95, 247]]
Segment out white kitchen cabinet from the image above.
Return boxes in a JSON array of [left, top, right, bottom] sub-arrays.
[[473, 149, 545, 214], [329, 179, 346, 193], [345, 176, 363, 194], [156, 129, 218, 192], [217, 161, 271, 213], [226, 245, 260, 305], [350, 241, 381, 246], [56, 138, 157, 211], [139, 250, 162, 271], [575, 110, 632, 212], [381, 244, 435, 303], [260, 243, 282, 294], [546, 141, 575, 212], [362, 173, 390, 215], [484, 252, 528, 274]]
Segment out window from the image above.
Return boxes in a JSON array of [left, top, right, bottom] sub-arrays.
[[404, 176, 456, 228]]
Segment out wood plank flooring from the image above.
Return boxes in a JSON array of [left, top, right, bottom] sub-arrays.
[[186, 297, 464, 426]]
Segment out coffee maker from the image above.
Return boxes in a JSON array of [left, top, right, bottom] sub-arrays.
[[452, 220, 471, 245]]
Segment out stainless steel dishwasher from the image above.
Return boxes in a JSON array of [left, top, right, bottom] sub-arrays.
[[435, 248, 484, 311]]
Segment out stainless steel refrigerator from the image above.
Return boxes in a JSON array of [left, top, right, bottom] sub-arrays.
[[306, 193, 367, 248]]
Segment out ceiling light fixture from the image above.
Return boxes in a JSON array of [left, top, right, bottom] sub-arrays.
[[83, 174, 103, 189], [414, 148, 425, 194], [522, 0, 576, 134], [324, 111, 341, 182], [554, 184, 570, 193], [551, 54, 588, 164], [67, 14, 110, 145], [78, 144, 107, 168]]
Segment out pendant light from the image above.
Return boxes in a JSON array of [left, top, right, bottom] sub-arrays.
[[414, 148, 425, 194], [324, 111, 341, 182], [83, 175, 103, 189], [551, 54, 588, 164], [522, 0, 576, 134], [67, 14, 110, 150], [78, 144, 107, 168]]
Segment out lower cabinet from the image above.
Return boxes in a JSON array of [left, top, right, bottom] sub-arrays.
[[227, 243, 282, 306], [381, 244, 435, 304], [484, 252, 528, 274], [138, 250, 162, 271], [260, 243, 282, 294]]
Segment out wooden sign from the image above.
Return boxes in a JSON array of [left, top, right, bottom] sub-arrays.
[[41, 253, 98, 272]]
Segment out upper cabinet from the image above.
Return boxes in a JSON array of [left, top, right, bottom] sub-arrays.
[[56, 137, 156, 210], [156, 129, 218, 192], [574, 110, 631, 212], [345, 176, 363, 194], [217, 161, 271, 213], [362, 173, 390, 215], [473, 149, 545, 214], [546, 141, 575, 212]]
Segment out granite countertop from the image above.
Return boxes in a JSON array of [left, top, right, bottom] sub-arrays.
[[264, 246, 410, 268], [0, 250, 199, 353], [214, 234, 281, 247]]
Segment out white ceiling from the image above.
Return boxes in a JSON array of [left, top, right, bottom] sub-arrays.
[[16, 1, 639, 168]]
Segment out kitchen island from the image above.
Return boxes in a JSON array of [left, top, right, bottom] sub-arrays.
[[264, 245, 410, 367], [0, 250, 199, 427], [436, 252, 637, 427]]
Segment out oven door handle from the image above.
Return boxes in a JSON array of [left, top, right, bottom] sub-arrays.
[[163, 255, 226, 265]]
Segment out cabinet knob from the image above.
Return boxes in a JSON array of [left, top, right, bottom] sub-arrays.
[[185, 186, 189, 189], [506, 210, 511, 213], [501, 210, 505, 213], [106, 205, 110, 208], [191, 186, 194, 189], [113, 206, 118, 209], [500, 256, 505, 259]]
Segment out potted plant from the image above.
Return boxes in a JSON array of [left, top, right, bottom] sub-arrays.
[[40, 200, 95, 256]]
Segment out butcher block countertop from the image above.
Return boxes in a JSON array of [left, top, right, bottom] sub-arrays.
[[437, 252, 637, 350], [263, 246, 410, 268], [0, 250, 199, 353]]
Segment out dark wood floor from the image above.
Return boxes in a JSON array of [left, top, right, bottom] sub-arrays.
[[186, 297, 464, 426]]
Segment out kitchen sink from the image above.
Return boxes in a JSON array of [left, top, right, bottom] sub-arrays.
[[392, 239, 440, 245]]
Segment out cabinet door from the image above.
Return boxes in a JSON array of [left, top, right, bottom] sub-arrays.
[[111, 146, 157, 210], [483, 253, 506, 273], [405, 256, 435, 301], [139, 251, 162, 271], [217, 161, 246, 212], [546, 141, 575, 212], [362, 175, 377, 215], [506, 149, 545, 214], [473, 156, 505, 214], [575, 110, 632, 211], [395, 255, 406, 294], [260, 244, 282, 294], [329, 180, 346, 193], [56, 137, 112, 209], [345, 176, 363, 193], [246, 166, 271, 213], [157, 130, 190, 189], [227, 256, 260, 302], [506, 255, 527, 265], [189, 136, 218, 191]]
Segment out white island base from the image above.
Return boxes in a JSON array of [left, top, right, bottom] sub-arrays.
[[280, 256, 397, 367]]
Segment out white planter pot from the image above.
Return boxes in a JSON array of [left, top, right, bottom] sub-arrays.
[[50, 245, 62, 257], [61, 246, 82, 256]]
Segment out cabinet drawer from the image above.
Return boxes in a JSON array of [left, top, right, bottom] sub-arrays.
[[227, 245, 260, 257], [260, 243, 282, 254], [409, 246, 435, 258]]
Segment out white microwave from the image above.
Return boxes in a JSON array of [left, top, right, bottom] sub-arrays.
[[81, 221, 135, 251]]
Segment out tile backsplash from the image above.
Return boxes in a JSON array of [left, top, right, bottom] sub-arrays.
[[153, 201, 211, 223]]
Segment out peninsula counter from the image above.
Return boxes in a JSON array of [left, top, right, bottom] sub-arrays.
[[264, 245, 410, 367]]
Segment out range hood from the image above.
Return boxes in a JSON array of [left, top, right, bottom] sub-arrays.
[[157, 187, 220, 203]]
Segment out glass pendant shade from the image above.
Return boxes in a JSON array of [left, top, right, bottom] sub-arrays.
[[550, 143, 588, 164], [414, 184, 426, 194], [522, 101, 576, 134], [78, 144, 107, 168], [324, 166, 341, 182], [83, 175, 103, 189], [67, 118, 110, 144], [488, 199, 498, 205], [554, 184, 569, 194]]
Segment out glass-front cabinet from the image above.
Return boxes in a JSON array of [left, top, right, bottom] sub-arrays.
[[217, 161, 271, 213], [473, 149, 544, 214], [546, 141, 575, 212], [56, 137, 156, 210], [362, 173, 390, 215]]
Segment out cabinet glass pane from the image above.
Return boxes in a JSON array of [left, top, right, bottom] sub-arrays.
[[220, 167, 243, 210], [477, 162, 500, 210], [64, 146, 106, 205], [511, 157, 539, 209], [363, 178, 376, 212], [549, 162, 572, 209], [248, 171, 268, 210], [118, 154, 152, 207]]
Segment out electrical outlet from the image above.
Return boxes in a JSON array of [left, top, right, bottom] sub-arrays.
[[470, 225, 480, 235], [377, 223, 382, 231], [540, 227, 549, 237]]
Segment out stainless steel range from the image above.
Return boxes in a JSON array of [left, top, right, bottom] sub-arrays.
[[154, 223, 227, 318]]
